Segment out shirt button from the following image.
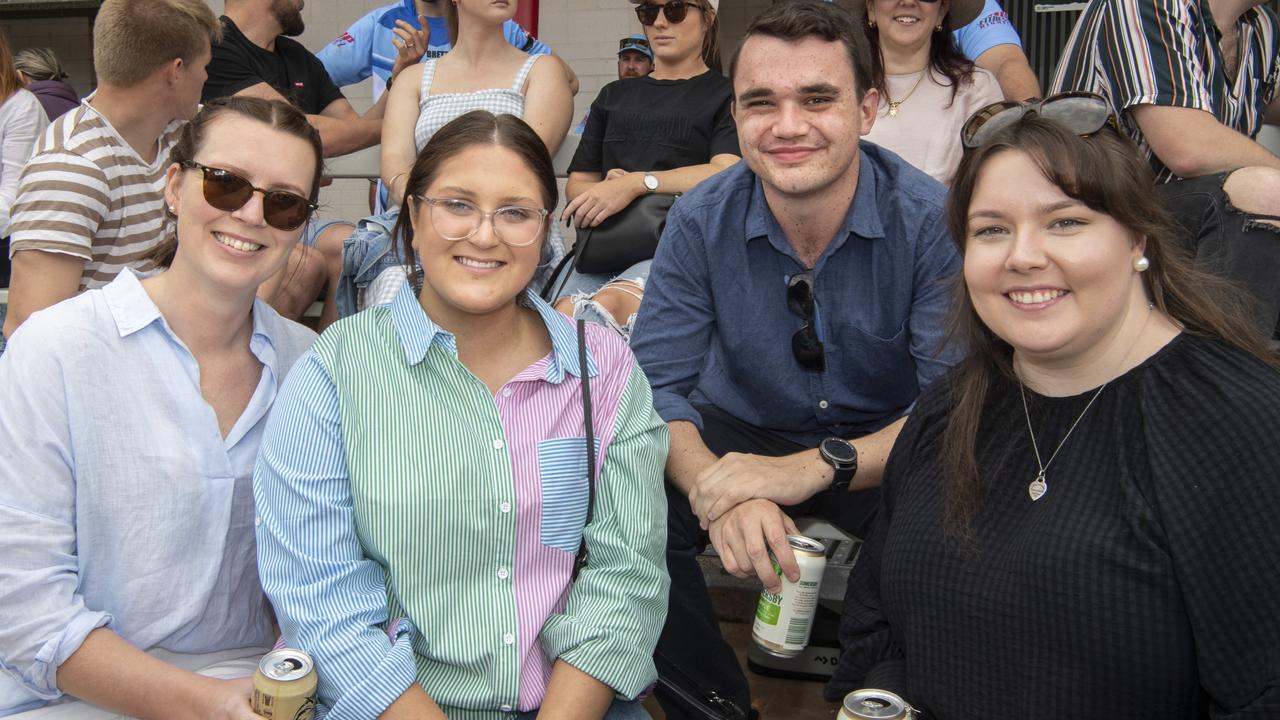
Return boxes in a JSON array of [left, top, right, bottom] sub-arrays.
[[500, 705, 513, 713], [254, 516, 262, 527], [497, 567, 509, 580], [818, 400, 829, 409], [500, 501, 511, 513], [501, 387, 513, 397], [492, 439, 504, 450], [503, 632, 515, 645]]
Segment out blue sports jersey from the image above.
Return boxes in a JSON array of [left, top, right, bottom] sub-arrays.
[[953, 0, 1023, 60], [317, 0, 551, 100]]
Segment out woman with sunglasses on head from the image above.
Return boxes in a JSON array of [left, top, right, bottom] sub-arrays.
[[826, 95, 1280, 719], [551, 0, 738, 339], [0, 96, 320, 719], [255, 111, 668, 720], [860, 0, 1001, 185]]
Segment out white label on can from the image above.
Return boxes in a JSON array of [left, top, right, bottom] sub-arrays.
[[753, 557, 822, 652]]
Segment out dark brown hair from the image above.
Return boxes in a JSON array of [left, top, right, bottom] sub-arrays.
[[697, 2, 723, 74], [394, 110, 558, 289], [940, 115, 1279, 536], [150, 96, 323, 268], [865, 4, 976, 105], [729, 0, 873, 101]]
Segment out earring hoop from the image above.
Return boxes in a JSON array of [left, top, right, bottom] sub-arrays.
[[1133, 256, 1150, 272]]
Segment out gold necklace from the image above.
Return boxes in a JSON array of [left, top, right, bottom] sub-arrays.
[[886, 70, 927, 117]]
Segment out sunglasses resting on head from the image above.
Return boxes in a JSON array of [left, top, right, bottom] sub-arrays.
[[961, 91, 1117, 149], [181, 160, 317, 232]]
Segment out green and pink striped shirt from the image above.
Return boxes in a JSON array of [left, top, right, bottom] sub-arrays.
[[254, 283, 670, 719]]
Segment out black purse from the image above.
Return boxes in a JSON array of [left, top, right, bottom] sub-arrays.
[[543, 193, 678, 300]]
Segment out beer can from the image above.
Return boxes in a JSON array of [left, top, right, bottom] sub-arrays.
[[838, 689, 912, 720], [252, 648, 318, 720], [751, 534, 826, 658]]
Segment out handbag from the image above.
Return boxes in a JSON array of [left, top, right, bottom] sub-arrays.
[[543, 192, 678, 299], [574, 191, 677, 275]]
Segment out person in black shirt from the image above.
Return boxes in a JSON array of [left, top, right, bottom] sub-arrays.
[[203, 0, 385, 327], [552, 0, 739, 338], [829, 101, 1280, 718], [205, 0, 384, 155]]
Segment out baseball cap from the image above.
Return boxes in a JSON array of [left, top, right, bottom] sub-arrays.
[[618, 33, 655, 61]]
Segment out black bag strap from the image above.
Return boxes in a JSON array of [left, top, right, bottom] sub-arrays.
[[571, 318, 597, 582], [540, 245, 577, 303]]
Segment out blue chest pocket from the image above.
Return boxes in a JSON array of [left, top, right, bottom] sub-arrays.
[[537, 436, 598, 553]]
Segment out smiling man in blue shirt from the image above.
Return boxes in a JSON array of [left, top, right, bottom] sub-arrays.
[[629, 3, 960, 717]]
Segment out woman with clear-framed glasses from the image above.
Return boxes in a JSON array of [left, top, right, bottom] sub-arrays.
[[551, 0, 740, 340], [827, 95, 1280, 718], [0, 96, 321, 719], [255, 111, 669, 720]]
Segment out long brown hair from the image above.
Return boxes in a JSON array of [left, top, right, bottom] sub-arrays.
[[394, 110, 558, 290], [864, 2, 976, 105], [0, 29, 23, 102], [149, 96, 323, 268], [939, 115, 1279, 536], [698, 3, 723, 74]]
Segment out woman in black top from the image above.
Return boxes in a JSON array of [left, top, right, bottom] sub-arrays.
[[828, 100, 1280, 718], [553, 0, 739, 338]]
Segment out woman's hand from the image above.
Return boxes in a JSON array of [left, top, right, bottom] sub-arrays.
[[389, 15, 429, 79], [560, 173, 645, 228], [194, 676, 266, 720]]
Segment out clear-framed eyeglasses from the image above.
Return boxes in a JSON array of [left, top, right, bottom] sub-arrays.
[[413, 195, 549, 247]]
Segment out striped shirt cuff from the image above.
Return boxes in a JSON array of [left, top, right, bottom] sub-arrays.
[[323, 621, 420, 720]]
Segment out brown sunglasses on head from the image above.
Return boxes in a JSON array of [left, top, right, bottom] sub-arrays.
[[961, 92, 1118, 149]]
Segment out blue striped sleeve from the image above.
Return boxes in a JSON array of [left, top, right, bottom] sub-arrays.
[[253, 351, 419, 720]]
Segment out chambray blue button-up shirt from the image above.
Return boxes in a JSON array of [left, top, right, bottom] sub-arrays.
[[0, 270, 316, 715], [631, 143, 962, 446]]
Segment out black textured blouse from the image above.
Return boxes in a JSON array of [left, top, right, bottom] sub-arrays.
[[828, 333, 1280, 719]]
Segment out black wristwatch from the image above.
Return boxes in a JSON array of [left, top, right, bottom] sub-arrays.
[[819, 437, 858, 492]]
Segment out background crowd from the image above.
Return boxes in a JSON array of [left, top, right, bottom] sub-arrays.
[[0, 0, 1278, 717]]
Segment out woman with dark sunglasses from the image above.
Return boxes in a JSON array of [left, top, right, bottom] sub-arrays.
[[860, 0, 1001, 184], [0, 96, 320, 719], [551, 0, 739, 339], [827, 101, 1280, 718]]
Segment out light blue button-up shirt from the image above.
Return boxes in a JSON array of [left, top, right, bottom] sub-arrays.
[[0, 270, 316, 715]]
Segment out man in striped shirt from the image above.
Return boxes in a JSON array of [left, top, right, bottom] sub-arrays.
[[3, 0, 220, 339], [1051, 0, 1280, 335]]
